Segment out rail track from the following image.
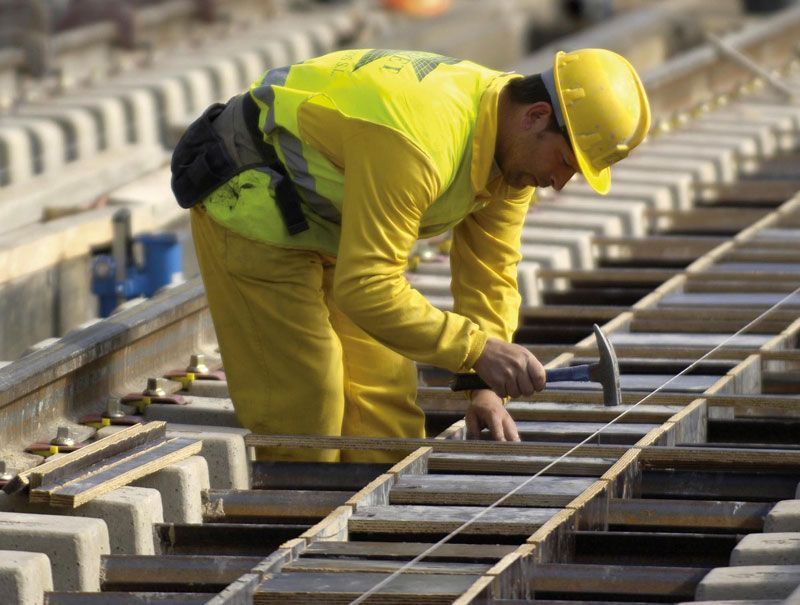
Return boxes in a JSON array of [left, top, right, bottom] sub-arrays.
[[2, 3, 800, 605]]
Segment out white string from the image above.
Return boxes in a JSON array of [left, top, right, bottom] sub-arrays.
[[349, 282, 800, 604]]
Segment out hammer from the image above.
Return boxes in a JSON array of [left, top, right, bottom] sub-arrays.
[[450, 324, 622, 407]]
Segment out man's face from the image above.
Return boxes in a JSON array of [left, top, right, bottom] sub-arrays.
[[497, 101, 579, 191]]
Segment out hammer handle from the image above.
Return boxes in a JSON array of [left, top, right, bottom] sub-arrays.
[[450, 365, 592, 391]]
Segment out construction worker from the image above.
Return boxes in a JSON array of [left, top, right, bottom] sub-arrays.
[[171, 48, 650, 463]]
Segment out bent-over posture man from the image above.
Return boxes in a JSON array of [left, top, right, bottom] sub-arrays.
[[171, 48, 651, 462]]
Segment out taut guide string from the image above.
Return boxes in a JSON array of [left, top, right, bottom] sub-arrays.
[[350, 283, 800, 604]]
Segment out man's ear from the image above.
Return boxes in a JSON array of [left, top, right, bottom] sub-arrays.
[[522, 101, 553, 132]]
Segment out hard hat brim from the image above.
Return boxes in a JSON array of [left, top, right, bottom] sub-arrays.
[[552, 51, 611, 196]]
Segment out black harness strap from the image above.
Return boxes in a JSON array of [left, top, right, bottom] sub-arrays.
[[241, 93, 309, 235]]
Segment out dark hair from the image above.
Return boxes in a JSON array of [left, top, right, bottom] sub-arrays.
[[505, 74, 561, 134]]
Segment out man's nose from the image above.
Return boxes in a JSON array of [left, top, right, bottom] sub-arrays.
[[552, 167, 575, 191]]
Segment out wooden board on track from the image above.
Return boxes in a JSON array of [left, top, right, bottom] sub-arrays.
[[253, 571, 480, 604], [389, 475, 596, 507], [427, 453, 615, 476], [348, 505, 561, 536]]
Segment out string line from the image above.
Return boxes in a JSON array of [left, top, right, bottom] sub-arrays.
[[350, 282, 800, 605]]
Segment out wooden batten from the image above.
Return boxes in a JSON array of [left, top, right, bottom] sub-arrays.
[[566, 479, 609, 531], [298, 505, 351, 543], [601, 449, 642, 500], [640, 445, 800, 471], [387, 446, 432, 476], [344, 474, 396, 511], [636, 422, 675, 447], [526, 508, 577, 564], [632, 274, 687, 311], [482, 545, 537, 601], [704, 372, 736, 396], [451, 575, 494, 605], [438, 420, 466, 440], [277, 538, 307, 560], [666, 398, 708, 444]]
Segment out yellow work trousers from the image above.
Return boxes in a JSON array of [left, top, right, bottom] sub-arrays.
[[190, 206, 425, 463]]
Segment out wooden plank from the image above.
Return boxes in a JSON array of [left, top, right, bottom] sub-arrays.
[[202, 489, 349, 521], [526, 508, 577, 564], [303, 541, 517, 563], [607, 498, 770, 531], [600, 449, 642, 500], [389, 475, 595, 507], [348, 505, 560, 536], [299, 505, 351, 543], [4, 421, 166, 494], [530, 563, 709, 600], [283, 557, 490, 575], [640, 445, 800, 470], [253, 572, 479, 604], [427, 453, 614, 476], [101, 554, 262, 591], [506, 402, 681, 424], [666, 399, 707, 445], [512, 421, 659, 444], [566, 479, 609, 531], [36, 437, 202, 507], [244, 434, 631, 459], [46, 593, 210, 604]]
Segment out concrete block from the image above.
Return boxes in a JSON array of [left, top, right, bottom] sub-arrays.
[[55, 94, 128, 151], [407, 273, 451, 298], [144, 395, 239, 427], [0, 511, 109, 591], [410, 258, 450, 277], [695, 565, 800, 600], [520, 227, 594, 269], [113, 73, 189, 145], [665, 131, 760, 160], [766, 500, 800, 532], [622, 153, 717, 184], [787, 582, 800, 605], [0, 124, 33, 186], [691, 120, 778, 157], [517, 261, 541, 307], [184, 379, 231, 398], [0, 116, 66, 178], [424, 294, 454, 311], [700, 110, 796, 150], [166, 424, 250, 490], [731, 533, 800, 566], [0, 486, 163, 555], [91, 85, 160, 145], [527, 208, 623, 237], [539, 196, 648, 237], [560, 181, 672, 219], [18, 105, 100, 162], [132, 455, 209, 524], [0, 550, 53, 605], [612, 167, 693, 211], [639, 142, 736, 182]]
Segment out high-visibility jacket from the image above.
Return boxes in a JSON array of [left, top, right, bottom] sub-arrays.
[[204, 49, 535, 373]]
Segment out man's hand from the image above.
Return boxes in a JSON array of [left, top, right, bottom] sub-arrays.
[[472, 337, 546, 398], [465, 389, 520, 441]]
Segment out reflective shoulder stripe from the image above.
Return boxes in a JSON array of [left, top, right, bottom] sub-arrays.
[[277, 130, 341, 224], [251, 65, 290, 134]]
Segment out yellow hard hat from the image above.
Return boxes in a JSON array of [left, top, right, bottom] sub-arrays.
[[551, 49, 651, 195]]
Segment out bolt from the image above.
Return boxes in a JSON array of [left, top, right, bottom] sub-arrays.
[[103, 398, 126, 419], [187, 354, 209, 374], [143, 378, 166, 398], [0, 461, 13, 482], [50, 426, 75, 447]]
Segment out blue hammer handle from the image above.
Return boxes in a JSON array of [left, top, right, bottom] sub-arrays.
[[450, 364, 592, 391]]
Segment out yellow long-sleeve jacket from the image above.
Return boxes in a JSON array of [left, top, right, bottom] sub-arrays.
[[205, 49, 535, 373]]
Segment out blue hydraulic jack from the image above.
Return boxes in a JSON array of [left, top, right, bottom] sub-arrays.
[[91, 209, 183, 317]]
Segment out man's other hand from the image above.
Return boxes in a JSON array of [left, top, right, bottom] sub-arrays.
[[465, 389, 520, 442], [472, 337, 546, 398]]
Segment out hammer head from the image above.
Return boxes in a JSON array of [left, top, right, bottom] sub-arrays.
[[592, 324, 621, 407]]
